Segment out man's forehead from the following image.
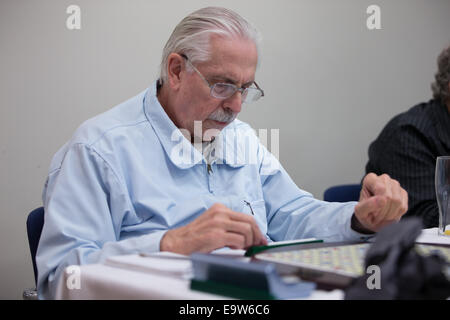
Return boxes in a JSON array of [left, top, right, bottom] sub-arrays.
[[200, 57, 257, 86], [207, 74, 255, 86], [202, 36, 258, 80]]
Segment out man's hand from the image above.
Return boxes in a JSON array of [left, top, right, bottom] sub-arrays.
[[354, 173, 408, 233], [160, 203, 268, 255]]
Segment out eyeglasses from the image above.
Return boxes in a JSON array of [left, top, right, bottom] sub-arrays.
[[181, 54, 264, 103]]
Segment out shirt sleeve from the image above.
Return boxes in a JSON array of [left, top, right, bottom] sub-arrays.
[[366, 124, 439, 228], [36, 143, 167, 299], [258, 143, 371, 242]]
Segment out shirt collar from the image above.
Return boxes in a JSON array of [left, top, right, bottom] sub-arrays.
[[143, 81, 247, 169]]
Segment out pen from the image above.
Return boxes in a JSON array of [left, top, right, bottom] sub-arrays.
[[243, 200, 254, 215]]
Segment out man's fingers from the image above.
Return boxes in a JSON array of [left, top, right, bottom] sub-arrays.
[[222, 232, 246, 250], [371, 176, 394, 225], [401, 188, 409, 214], [208, 204, 267, 247], [163, 202, 268, 254], [361, 174, 408, 219], [356, 174, 409, 232], [223, 220, 254, 248], [384, 180, 401, 221], [356, 196, 385, 215], [226, 209, 267, 246], [355, 196, 386, 226], [373, 178, 407, 223], [362, 173, 389, 198]]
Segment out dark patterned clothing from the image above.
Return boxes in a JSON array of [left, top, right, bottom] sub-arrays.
[[365, 100, 450, 228]]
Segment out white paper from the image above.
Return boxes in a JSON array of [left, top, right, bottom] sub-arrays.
[[104, 252, 192, 279], [416, 227, 450, 245]]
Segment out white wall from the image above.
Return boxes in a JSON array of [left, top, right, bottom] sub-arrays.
[[1, 0, 449, 299]]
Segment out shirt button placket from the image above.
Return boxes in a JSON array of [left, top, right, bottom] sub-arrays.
[[207, 163, 214, 194]]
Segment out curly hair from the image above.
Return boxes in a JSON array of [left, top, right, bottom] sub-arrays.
[[431, 45, 450, 105]]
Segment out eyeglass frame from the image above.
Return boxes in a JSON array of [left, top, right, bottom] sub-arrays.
[[180, 54, 264, 103]]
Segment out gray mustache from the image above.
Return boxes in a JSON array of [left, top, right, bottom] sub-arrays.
[[207, 108, 237, 123]]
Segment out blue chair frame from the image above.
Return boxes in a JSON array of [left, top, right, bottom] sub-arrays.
[[323, 184, 361, 203], [26, 207, 45, 285]]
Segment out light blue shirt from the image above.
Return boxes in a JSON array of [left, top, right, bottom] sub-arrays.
[[36, 81, 367, 299]]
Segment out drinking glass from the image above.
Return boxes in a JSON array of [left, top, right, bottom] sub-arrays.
[[436, 156, 450, 236]]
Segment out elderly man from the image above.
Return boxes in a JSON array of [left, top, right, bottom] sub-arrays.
[[36, 7, 408, 299], [366, 45, 450, 228]]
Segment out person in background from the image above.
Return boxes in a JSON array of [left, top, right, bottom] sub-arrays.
[[366, 45, 450, 228]]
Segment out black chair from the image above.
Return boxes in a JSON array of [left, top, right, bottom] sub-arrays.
[[24, 206, 45, 300], [323, 184, 361, 202]]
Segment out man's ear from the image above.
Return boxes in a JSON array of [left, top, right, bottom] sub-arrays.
[[166, 53, 184, 90]]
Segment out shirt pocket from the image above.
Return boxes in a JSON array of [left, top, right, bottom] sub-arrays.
[[225, 195, 267, 231], [242, 199, 266, 216]]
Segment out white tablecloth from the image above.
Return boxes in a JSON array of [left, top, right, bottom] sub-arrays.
[[55, 251, 344, 300]]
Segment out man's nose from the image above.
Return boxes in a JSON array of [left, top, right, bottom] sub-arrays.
[[224, 91, 242, 114]]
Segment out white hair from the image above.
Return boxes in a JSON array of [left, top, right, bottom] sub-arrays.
[[159, 7, 261, 84]]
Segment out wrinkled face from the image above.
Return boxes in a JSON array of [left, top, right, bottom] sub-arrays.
[[171, 35, 258, 140]]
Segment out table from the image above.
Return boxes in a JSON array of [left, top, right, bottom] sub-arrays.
[[55, 251, 344, 300], [55, 228, 448, 300]]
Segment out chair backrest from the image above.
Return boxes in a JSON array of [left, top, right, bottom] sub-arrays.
[[323, 184, 361, 202], [26, 207, 45, 285]]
